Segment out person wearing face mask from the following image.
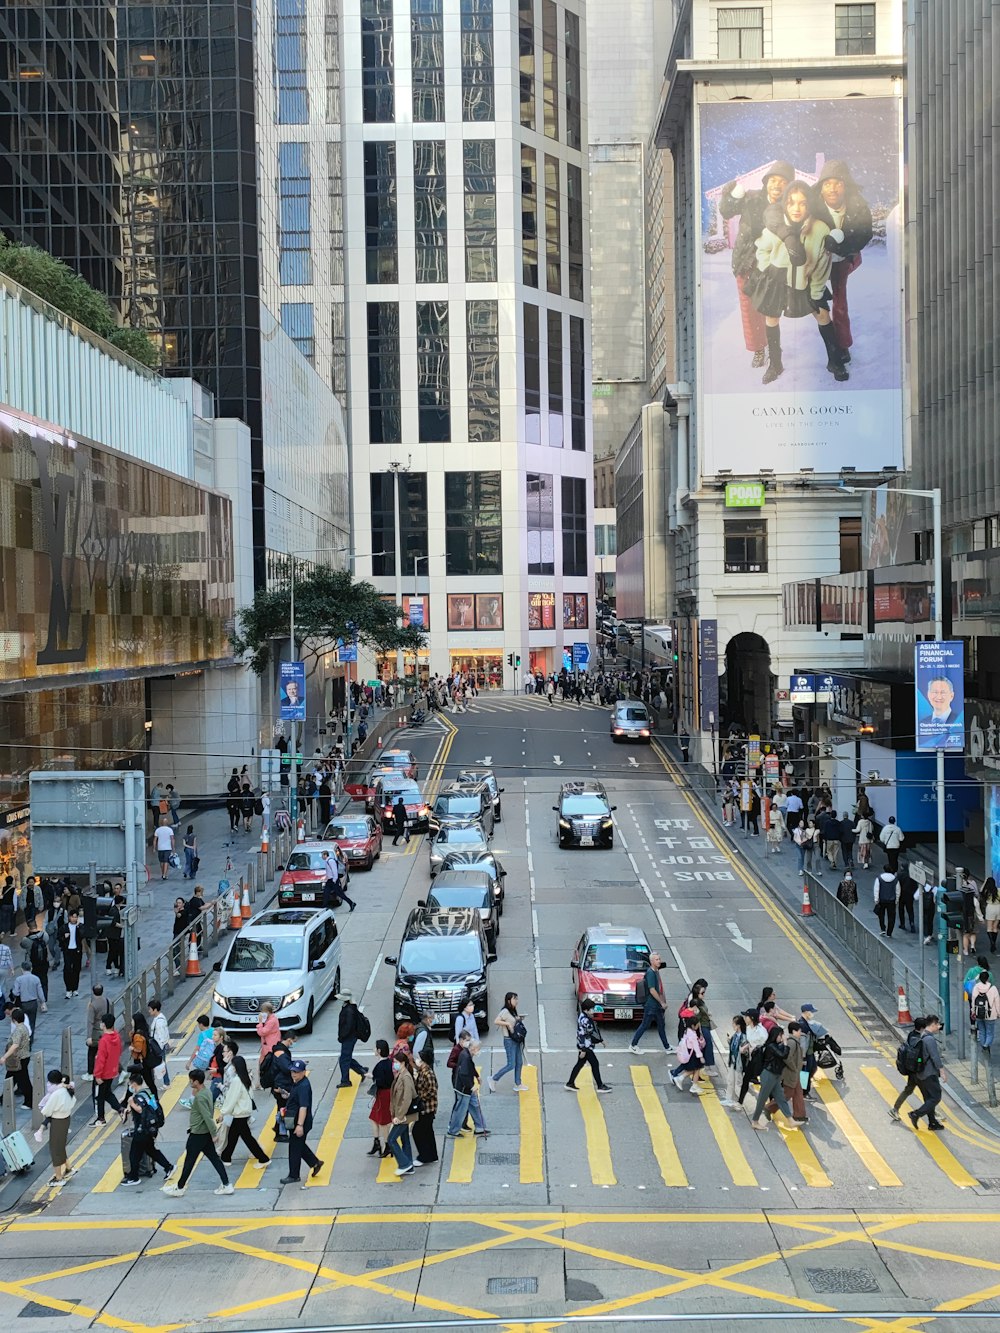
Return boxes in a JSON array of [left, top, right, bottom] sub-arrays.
[[454, 1001, 479, 1045], [836, 868, 859, 911], [386, 1049, 420, 1177], [367, 1038, 394, 1158]]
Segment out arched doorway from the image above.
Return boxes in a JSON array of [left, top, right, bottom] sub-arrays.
[[721, 632, 773, 734]]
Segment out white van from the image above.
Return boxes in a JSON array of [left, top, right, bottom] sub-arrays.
[[211, 907, 341, 1034]]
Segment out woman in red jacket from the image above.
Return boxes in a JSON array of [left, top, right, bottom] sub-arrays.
[[91, 1013, 123, 1126]]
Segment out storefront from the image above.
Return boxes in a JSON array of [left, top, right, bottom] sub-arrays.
[[375, 651, 431, 688], [449, 651, 503, 690]]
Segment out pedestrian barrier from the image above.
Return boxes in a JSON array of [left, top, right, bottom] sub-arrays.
[[897, 984, 912, 1025], [185, 931, 202, 978]]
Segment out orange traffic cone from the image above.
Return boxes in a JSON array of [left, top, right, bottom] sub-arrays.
[[230, 886, 243, 931], [261, 825, 269, 854], [241, 881, 252, 920], [185, 931, 202, 978], [897, 984, 912, 1025], [801, 881, 814, 916], [296, 817, 306, 843]]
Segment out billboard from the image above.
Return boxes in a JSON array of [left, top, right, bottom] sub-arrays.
[[698, 97, 904, 474], [914, 641, 965, 752], [279, 660, 306, 720]]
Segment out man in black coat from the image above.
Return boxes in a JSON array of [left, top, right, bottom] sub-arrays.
[[812, 159, 873, 363], [336, 994, 370, 1088], [718, 160, 795, 368]]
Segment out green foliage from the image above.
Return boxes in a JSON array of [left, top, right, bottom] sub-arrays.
[[231, 564, 425, 676], [0, 232, 159, 367]]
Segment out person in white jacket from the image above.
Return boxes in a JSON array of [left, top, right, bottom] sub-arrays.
[[879, 816, 905, 872], [217, 1042, 270, 1168], [852, 814, 874, 869], [148, 999, 171, 1089]]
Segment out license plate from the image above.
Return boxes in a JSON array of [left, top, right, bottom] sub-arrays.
[[614, 1007, 632, 1020], [301, 891, 315, 902], [580, 835, 594, 847]]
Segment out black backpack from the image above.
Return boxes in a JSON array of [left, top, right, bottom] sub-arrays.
[[974, 990, 992, 1023], [146, 1036, 164, 1068], [260, 1050, 277, 1089], [30, 936, 48, 970], [511, 1018, 528, 1045], [895, 1032, 925, 1077], [356, 1010, 372, 1042], [138, 1092, 165, 1133]]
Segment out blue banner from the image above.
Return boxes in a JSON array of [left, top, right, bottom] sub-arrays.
[[279, 660, 306, 721], [914, 641, 964, 752]]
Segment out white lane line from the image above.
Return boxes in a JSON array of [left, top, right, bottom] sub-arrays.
[[538, 1001, 551, 1052], [527, 850, 534, 874], [364, 956, 380, 993], [627, 853, 640, 874], [655, 907, 671, 939], [525, 828, 531, 847], [669, 943, 692, 986], [638, 877, 654, 905]]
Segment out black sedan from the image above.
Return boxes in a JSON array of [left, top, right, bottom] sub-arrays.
[[554, 781, 616, 849]]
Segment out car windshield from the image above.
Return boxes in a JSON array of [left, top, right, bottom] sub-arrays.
[[436, 796, 480, 816], [325, 822, 369, 839], [430, 887, 491, 910], [442, 853, 498, 878], [439, 826, 485, 846], [582, 944, 650, 973], [459, 771, 495, 793], [563, 794, 610, 815], [226, 937, 303, 972], [387, 783, 421, 802], [619, 707, 648, 722], [400, 936, 484, 973], [286, 851, 330, 871]]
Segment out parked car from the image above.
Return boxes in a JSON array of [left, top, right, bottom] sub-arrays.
[[570, 925, 654, 1023], [211, 907, 341, 1034], [610, 700, 652, 743], [428, 784, 495, 839], [554, 780, 616, 848], [454, 768, 504, 821], [277, 842, 344, 906], [373, 776, 430, 831], [343, 762, 399, 806], [436, 848, 507, 912], [385, 907, 489, 1029], [381, 748, 419, 780], [420, 869, 499, 958], [321, 814, 383, 870], [428, 821, 491, 876]]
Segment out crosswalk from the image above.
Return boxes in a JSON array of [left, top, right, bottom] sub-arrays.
[[445, 693, 608, 716], [72, 1056, 989, 1200]]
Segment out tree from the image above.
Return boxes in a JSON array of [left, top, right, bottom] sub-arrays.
[[231, 564, 425, 676]]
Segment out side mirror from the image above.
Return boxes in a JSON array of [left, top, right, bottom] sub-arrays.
[[611, 805, 618, 812], [384, 955, 397, 966], [552, 806, 559, 812], [499, 788, 505, 794], [212, 960, 222, 973], [311, 959, 326, 971], [417, 899, 426, 908], [570, 960, 579, 969]]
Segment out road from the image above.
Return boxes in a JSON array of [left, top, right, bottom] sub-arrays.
[[3, 695, 1000, 1332]]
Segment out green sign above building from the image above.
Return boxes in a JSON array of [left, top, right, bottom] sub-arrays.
[[724, 481, 766, 508]]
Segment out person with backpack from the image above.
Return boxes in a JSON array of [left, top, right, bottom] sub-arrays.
[[908, 1013, 946, 1130], [628, 954, 672, 1054], [412, 1011, 436, 1068], [336, 994, 371, 1088], [669, 1013, 707, 1095], [970, 971, 1000, 1050], [489, 992, 529, 1091], [367, 1038, 394, 1158], [889, 1016, 928, 1119], [446, 1031, 489, 1134], [121, 1070, 173, 1186], [749, 1026, 800, 1131], [129, 1012, 163, 1095], [873, 868, 900, 938], [264, 1033, 297, 1142], [85, 984, 112, 1090], [22, 928, 50, 1001]]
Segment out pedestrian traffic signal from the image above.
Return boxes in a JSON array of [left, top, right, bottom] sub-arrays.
[[515, 654, 521, 666], [507, 653, 514, 666]]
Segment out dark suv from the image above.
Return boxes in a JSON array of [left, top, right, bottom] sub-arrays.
[[554, 780, 616, 849], [428, 784, 495, 839], [385, 908, 489, 1029]]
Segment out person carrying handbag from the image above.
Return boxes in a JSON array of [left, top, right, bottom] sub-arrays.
[[217, 1042, 269, 1168], [488, 992, 528, 1092]]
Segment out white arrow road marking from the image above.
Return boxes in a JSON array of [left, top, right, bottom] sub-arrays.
[[726, 921, 753, 953], [628, 757, 639, 768], [476, 755, 493, 764], [553, 755, 563, 766]]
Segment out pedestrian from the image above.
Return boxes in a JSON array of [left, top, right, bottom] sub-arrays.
[[766, 801, 785, 854], [959, 871, 981, 957], [889, 1016, 927, 1120], [921, 882, 939, 944], [446, 1031, 489, 1134], [897, 866, 917, 934], [794, 819, 819, 876], [684, 979, 716, 1073], [411, 1048, 439, 1165], [668, 1013, 707, 1095], [162, 1069, 234, 1195], [255, 1001, 281, 1086], [835, 868, 858, 911], [91, 1012, 122, 1124], [218, 1043, 270, 1169], [182, 825, 198, 879], [879, 816, 905, 871], [105, 889, 125, 978], [838, 812, 855, 869], [3, 1007, 32, 1107], [267, 1031, 297, 1142], [11, 964, 46, 1035], [749, 1027, 800, 1132], [119, 1071, 172, 1185], [130, 1012, 160, 1095], [737, 1008, 769, 1105], [23, 927, 50, 1000], [85, 984, 111, 1093], [767, 1019, 809, 1122], [489, 992, 528, 1091], [565, 1000, 612, 1093], [172, 896, 190, 968], [908, 1013, 946, 1131], [154, 817, 175, 880], [819, 808, 841, 869], [546, 679, 555, 706], [628, 954, 672, 1053], [226, 769, 241, 832], [391, 796, 409, 846], [187, 1013, 216, 1076], [756, 986, 795, 1025], [679, 729, 691, 763], [981, 878, 1000, 954], [852, 811, 873, 868], [412, 1010, 436, 1068], [721, 784, 735, 826], [873, 868, 900, 938], [57, 908, 84, 997], [336, 993, 371, 1088], [148, 999, 171, 1088], [239, 783, 255, 832], [971, 971, 1000, 1051], [317, 776, 333, 826], [321, 850, 356, 912], [387, 1049, 421, 1175], [367, 1038, 394, 1158], [720, 1014, 749, 1108], [37, 1070, 77, 1186], [166, 784, 181, 828], [454, 1000, 479, 1045]]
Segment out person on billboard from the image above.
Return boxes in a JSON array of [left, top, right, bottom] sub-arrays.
[[924, 675, 962, 726], [281, 677, 302, 710], [718, 161, 795, 370], [812, 160, 873, 366], [751, 181, 844, 386]]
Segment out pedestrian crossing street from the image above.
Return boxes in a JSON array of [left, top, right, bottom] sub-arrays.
[[447, 692, 607, 715], [69, 1053, 993, 1202]]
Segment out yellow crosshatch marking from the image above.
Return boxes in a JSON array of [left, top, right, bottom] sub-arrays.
[[5, 1212, 1000, 1332]]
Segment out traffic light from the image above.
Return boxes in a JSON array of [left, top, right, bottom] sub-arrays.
[[515, 654, 521, 666], [940, 890, 965, 929], [507, 653, 514, 667]]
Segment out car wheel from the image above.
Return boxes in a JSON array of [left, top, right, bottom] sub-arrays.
[[331, 966, 341, 1001], [301, 999, 315, 1035], [365, 855, 374, 871], [495, 915, 501, 940], [495, 805, 502, 822]]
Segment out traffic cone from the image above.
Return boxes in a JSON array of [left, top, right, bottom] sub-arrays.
[[185, 931, 202, 978], [230, 886, 243, 931], [801, 881, 814, 916], [377, 736, 382, 749], [241, 882, 252, 920], [296, 817, 306, 843], [261, 825, 269, 854], [897, 984, 912, 1025]]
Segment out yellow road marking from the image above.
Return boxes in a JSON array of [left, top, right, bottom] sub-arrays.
[[92, 1065, 194, 1193], [303, 1080, 360, 1186], [696, 1085, 757, 1186], [575, 1070, 616, 1185], [447, 1070, 484, 1184], [773, 1116, 832, 1188], [518, 1063, 544, 1183], [862, 1065, 978, 1187], [234, 1109, 278, 1188], [629, 1065, 687, 1186], [813, 1073, 902, 1186], [376, 1137, 400, 1183]]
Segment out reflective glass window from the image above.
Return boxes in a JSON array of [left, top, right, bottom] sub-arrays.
[[526, 472, 554, 575], [445, 472, 503, 575], [367, 302, 401, 443], [545, 154, 560, 293], [518, 0, 535, 128], [567, 163, 584, 301], [277, 0, 309, 124], [541, 0, 558, 139], [417, 300, 450, 443], [463, 140, 497, 283], [281, 302, 315, 362], [524, 304, 541, 442], [364, 141, 398, 283], [362, 0, 395, 122], [570, 315, 586, 451], [565, 10, 582, 149], [278, 141, 312, 286], [371, 471, 428, 576], [414, 140, 447, 283], [521, 145, 538, 287], [411, 0, 445, 122], [467, 300, 500, 442], [461, 0, 494, 123], [562, 475, 587, 576]]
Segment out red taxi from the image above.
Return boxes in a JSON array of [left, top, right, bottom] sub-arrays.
[[570, 925, 654, 1023], [321, 814, 383, 870], [277, 842, 342, 906]]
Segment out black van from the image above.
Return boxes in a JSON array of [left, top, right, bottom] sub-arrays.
[[384, 908, 489, 1029]]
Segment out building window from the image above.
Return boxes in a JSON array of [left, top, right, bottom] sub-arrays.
[[364, 142, 397, 283], [277, 0, 309, 123], [518, 0, 535, 128], [723, 518, 768, 573], [547, 309, 563, 446], [521, 145, 538, 287], [544, 155, 561, 294], [414, 140, 448, 283], [278, 142, 312, 285], [716, 7, 764, 60], [462, 0, 495, 122], [464, 140, 497, 282], [417, 300, 450, 443], [367, 303, 401, 443], [281, 302, 315, 362], [562, 476, 587, 576], [564, 9, 582, 150], [595, 523, 617, 557], [524, 303, 541, 442], [445, 471, 503, 575], [331, 302, 347, 395], [329, 140, 345, 284], [325, 0, 342, 122], [467, 300, 500, 441], [541, 0, 558, 139], [835, 3, 876, 55], [362, 0, 395, 123], [567, 163, 584, 301], [371, 471, 429, 577], [569, 315, 585, 451], [839, 516, 862, 573], [411, 0, 444, 122], [527, 472, 554, 575]]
